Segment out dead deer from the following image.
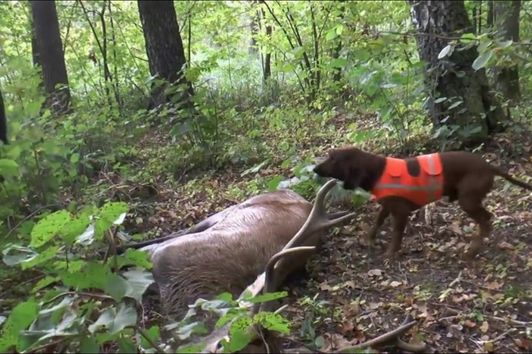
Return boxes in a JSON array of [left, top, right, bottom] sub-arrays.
[[141, 180, 354, 318]]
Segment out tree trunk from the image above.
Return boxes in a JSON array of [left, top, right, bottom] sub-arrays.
[[260, 7, 272, 84], [0, 89, 7, 144], [493, 0, 521, 103], [30, 0, 71, 115], [409, 0, 507, 144], [249, 3, 260, 55], [332, 1, 346, 82], [487, 0, 494, 28], [137, 0, 192, 109]]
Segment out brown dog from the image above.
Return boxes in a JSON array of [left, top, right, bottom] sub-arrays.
[[313, 147, 532, 259]]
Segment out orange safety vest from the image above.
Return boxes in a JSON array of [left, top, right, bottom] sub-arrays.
[[371, 153, 444, 206]]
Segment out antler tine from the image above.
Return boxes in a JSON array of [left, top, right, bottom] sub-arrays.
[[285, 179, 355, 249], [254, 246, 316, 314], [284, 179, 339, 249], [328, 210, 351, 219], [264, 247, 316, 294]]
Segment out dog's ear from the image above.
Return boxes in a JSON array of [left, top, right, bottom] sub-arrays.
[[342, 156, 361, 190]]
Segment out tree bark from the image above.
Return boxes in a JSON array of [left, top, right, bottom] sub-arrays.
[[487, 0, 494, 28], [493, 0, 521, 102], [409, 0, 507, 144], [259, 7, 272, 84], [0, 89, 7, 144], [137, 0, 192, 109], [30, 0, 71, 115]]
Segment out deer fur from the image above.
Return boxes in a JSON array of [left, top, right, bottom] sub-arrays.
[[143, 184, 352, 318]]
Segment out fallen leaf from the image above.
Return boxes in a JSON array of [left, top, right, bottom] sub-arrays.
[[463, 319, 476, 328], [343, 280, 356, 289], [497, 241, 514, 250], [339, 320, 355, 335], [480, 321, 489, 333], [368, 269, 383, 277], [319, 282, 333, 291], [390, 280, 402, 288], [483, 341, 494, 353], [484, 280, 503, 290], [514, 338, 530, 350], [368, 302, 381, 310], [450, 221, 463, 235]]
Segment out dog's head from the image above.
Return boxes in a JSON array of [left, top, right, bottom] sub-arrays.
[[313, 147, 364, 190]]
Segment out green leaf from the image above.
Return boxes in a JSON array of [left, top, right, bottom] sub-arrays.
[[243, 291, 288, 304], [61, 262, 110, 290], [177, 343, 206, 353], [88, 303, 137, 335], [0, 159, 19, 177], [325, 28, 338, 41], [122, 268, 154, 302], [266, 176, 283, 191], [117, 249, 152, 270], [253, 312, 290, 334], [460, 32, 476, 41], [472, 51, 493, 71], [32, 276, 59, 293], [2, 245, 38, 266], [104, 273, 129, 301], [222, 315, 254, 352], [76, 224, 95, 246], [437, 44, 453, 59], [30, 210, 71, 248], [447, 100, 463, 110], [0, 300, 39, 352], [478, 39, 493, 53], [330, 58, 348, 68], [496, 39, 513, 48], [80, 337, 100, 353], [21, 246, 59, 270], [215, 308, 241, 329], [117, 337, 137, 353], [176, 321, 209, 340], [140, 325, 160, 349], [61, 208, 94, 245], [70, 153, 80, 164], [94, 202, 128, 240]]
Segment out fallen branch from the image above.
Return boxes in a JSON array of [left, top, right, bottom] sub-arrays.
[[338, 317, 426, 353], [486, 315, 530, 327]]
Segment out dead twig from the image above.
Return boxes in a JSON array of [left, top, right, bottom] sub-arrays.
[[486, 315, 530, 327], [338, 317, 426, 353]]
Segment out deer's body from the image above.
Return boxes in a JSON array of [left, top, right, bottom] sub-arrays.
[[145, 189, 322, 317]]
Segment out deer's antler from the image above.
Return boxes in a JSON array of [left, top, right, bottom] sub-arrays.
[[284, 179, 355, 250]]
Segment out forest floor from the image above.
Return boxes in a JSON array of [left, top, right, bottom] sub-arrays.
[[4, 111, 529, 353], [123, 113, 531, 353]]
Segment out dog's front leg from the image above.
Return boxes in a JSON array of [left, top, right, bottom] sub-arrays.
[[367, 206, 389, 248], [385, 211, 410, 259]]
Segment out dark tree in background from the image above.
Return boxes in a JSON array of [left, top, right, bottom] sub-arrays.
[[410, 0, 506, 143], [137, 0, 192, 109], [0, 89, 7, 144], [30, 0, 71, 115], [493, 0, 521, 103]]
